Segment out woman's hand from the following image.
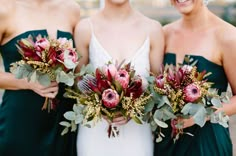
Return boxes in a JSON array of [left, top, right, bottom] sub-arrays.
[[103, 112, 130, 126], [28, 81, 59, 98], [179, 117, 195, 129], [177, 116, 210, 129]]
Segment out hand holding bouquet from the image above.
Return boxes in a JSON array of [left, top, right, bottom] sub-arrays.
[[146, 57, 230, 142], [10, 35, 79, 111], [60, 62, 151, 137]]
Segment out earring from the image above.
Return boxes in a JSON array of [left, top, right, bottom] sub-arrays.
[[203, 0, 209, 5]]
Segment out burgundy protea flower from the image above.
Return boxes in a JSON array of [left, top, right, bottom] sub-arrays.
[[183, 83, 201, 102], [115, 69, 130, 89], [89, 69, 110, 94], [126, 76, 143, 99], [47, 47, 59, 65], [166, 67, 183, 89], [17, 39, 42, 61], [102, 89, 120, 108]]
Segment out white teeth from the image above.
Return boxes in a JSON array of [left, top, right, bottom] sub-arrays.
[[177, 0, 188, 3]]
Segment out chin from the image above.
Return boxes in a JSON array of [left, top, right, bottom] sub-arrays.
[[172, 0, 196, 14]]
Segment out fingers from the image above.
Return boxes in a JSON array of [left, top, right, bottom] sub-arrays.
[[30, 82, 59, 98], [112, 116, 129, 126], [180, 117, 195, 129], [103, 114, 129, 126]]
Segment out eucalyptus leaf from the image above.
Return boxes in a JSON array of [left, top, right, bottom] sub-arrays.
[[73, 104, 84, 113], [160, 132, 165, 137], [15, 65, 32, 79], [154, 118, 168, 128], [38, 74, 51, 87], [29, 71, 37, 83], [146, 76, 155, 83], [211, 97, 222, 108], [75, 114, 84, 124], [151, 123, 158, 132], [154, 110, 164, 120], [181, 103, 207, 127], [144, 100, 155, 113], [157, 96, 171, 108], [162, 107, 176, 121], [64, 111, 76, 121], [156, 135, 163, 143], [61, 127, 69, 135], [77, 64, 94, 76], [59, 121, 71, 127], [56, 71, 74, 86], [71, 122, 77, 132]]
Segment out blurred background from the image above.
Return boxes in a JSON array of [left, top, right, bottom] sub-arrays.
[[0, 0, 236, 154], [77, 0, 236, 26]]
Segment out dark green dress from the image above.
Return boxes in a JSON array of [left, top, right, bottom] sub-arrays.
[[154, 53, 232, 156], [0, 30, 77, 156]]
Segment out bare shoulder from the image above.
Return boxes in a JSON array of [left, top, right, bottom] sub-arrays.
[[139, 13, 162, 32], [0, 0, 14, 19], [163, 20, 181, 37], [75, 18, 91, 34], [136, 12, 163, 39], [215, 18, 236, 53], [74, 18, 92, 44]]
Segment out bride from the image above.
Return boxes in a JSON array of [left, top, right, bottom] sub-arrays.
[[74, 0, 164, 155]]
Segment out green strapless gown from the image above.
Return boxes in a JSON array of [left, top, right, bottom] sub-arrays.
[[154, 53, 232, 156], [0, 30, 77, 156]]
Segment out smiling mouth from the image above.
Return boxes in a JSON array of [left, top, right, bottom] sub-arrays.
[[176, 0, 189, 3]]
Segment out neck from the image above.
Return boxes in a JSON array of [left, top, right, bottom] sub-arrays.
[[102, 1, 133, 21], [181, 6, 210, 31]]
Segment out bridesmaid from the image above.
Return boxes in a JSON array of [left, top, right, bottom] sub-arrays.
[[0, 0, 80, 155], [154, 0, 236, 155], [74, 0, 164, 155]]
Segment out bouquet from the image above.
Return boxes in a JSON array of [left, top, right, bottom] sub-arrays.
[[60, 62, 152, 137], [10, 35, 79, 111], [146, 57, 230, 142]]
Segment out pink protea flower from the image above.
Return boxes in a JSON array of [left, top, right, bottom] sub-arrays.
[[58, 37, 73, 48], [58, 49, 78, 69], [183, 83, 201, 102], [115, 69, 130, 89], [34, 38, 50, 52], [155, 74, 165, 89], [102, 63, 117, 78], [102, 89, 120, 108]]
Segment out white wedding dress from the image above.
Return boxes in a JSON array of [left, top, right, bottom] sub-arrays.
[[77, 20, 153, 156]]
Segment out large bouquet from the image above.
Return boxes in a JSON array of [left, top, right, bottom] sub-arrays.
[[60, 62, 152, 137], [10, 35, 79, 111], [146, 57, 229, 142]]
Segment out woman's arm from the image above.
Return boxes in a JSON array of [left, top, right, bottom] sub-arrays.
[[149, 20, 165, 74], [219, 24, 236, 116], [74, 19, 91, 73]]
